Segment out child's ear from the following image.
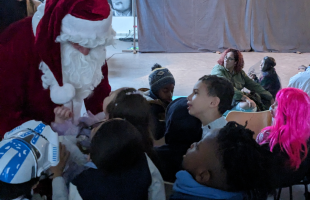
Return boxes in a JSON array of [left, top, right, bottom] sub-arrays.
[[210, 97, 220, 108], [195, 170, 210, 185]]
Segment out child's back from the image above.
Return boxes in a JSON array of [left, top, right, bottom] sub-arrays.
[[71, 152, 151, 200]]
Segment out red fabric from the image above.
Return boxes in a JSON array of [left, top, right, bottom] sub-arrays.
[[0, 17, 111, 137], [71, 0, 111, 20], [35, 0, 110, 86]]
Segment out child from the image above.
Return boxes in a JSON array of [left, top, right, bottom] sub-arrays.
[[51, 119, 165, 200], [0, 120, 66, 200], [141, 63, 175, 140], [256, 88, 310, 187], [154, 97, 202, 182], [104, 87, 156, 161], [170, 122, 275, 200], [187, 75, 234, 138], [250, 56, 281, 98], [53, 87, 157, 178], [144, 63, 175, 106]]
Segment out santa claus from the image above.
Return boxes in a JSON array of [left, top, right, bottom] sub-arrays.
[[0, 0, 115, 136]]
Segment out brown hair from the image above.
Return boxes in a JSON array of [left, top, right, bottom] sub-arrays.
[[106, 88, 156, 161]]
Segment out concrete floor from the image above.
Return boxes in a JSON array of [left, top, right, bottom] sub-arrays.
[[107, 40, 309, 96], [107, 40, 309, 200]]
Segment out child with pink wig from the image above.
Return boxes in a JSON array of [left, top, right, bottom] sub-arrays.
[[256, 88, 310, 187]]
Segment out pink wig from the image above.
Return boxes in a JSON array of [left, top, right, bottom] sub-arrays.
[[261, 88, 310, 169]]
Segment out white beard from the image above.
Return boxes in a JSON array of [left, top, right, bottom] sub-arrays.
[[39, 42, 106, 123], [60, 42, 106, 100]]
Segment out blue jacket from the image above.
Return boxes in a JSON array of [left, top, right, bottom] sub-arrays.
[[170, 170, 244, 200]]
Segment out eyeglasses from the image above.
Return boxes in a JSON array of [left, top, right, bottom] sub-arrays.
[[224, 56, 235, 61]]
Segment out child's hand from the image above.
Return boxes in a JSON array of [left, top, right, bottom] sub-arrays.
[[54, 106, 72, 124], [249, 73, 256, 80], [49, 143, 70, 179]]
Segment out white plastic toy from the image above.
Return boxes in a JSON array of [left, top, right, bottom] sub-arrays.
[[0, 120, 59, 184]]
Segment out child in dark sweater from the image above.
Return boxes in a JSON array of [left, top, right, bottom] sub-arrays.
[[170, 122, 276, 200]]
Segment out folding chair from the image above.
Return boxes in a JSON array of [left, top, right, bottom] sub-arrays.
[[226, 110, 272, 139]]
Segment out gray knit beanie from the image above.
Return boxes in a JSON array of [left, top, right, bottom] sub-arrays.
[[148, 64, 175, 93]]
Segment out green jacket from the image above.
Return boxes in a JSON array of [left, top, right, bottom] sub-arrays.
[[211, 64, 273, 101]]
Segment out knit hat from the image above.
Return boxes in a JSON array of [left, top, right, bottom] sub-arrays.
[[34, 0, 113, 104], [148, 64, 175, 93]]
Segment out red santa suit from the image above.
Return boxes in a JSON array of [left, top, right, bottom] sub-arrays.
[[0, 0, 115, 136]]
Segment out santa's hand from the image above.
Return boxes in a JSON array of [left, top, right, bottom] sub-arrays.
[[54, 106, 72, 124]]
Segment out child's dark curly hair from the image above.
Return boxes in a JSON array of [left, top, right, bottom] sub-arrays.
[[217, 122, 275, 199]]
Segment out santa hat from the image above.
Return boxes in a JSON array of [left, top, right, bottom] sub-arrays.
[[34, 0, 112, 104]]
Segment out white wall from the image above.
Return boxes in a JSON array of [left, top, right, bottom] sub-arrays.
[[112, 17, 138, 39]]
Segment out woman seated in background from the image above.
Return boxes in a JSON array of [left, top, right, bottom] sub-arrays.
[[250, 56, 281, 98], [256, 88, 310, 187], [211, 48, 273, 111]]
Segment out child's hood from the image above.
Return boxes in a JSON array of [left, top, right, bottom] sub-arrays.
[[173, 170, 243, 200]]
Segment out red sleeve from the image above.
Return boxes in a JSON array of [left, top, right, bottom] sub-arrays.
[[0, 17, 41, 136], [84, 61, 111, 114]]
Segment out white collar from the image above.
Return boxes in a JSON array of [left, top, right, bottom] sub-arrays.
[[202, 116, 227, 130]]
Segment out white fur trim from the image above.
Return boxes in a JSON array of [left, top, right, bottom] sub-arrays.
[[39, 62, 57, 89], [39, 62, 75, 104], [50, 83, 75, 104], [32, 1, 45, 36], [59, 9, 115, 48], [32, 2, 116, 48]]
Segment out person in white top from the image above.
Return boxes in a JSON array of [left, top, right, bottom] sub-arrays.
[[288, 65, 310, 97], [187, 75, 234, 138]]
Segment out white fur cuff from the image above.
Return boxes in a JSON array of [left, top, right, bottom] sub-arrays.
[[50, 83, 75, 104]]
